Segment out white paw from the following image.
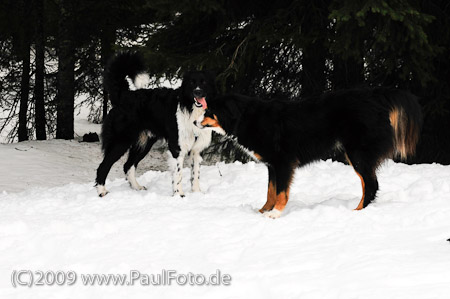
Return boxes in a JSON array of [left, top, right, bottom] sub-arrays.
[[97, 185, 108, 197], [191, 183, 201, 192], [129, 183, 147, 191], [173, 190, 185, 198], [263, 209, 283, 219]]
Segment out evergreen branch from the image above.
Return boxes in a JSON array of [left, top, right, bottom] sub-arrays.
[[226, 36, 248, 71]]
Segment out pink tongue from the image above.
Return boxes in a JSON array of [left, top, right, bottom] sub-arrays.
[[197, 97, 207, 110]]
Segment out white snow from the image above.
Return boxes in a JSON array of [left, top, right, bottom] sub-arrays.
[[0, 139, 170, 193], [1, 139, 450, 298]]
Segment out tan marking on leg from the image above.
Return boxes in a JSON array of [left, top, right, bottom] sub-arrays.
[[271, 163, 296, 213], [263, 188, 289, 219], [259, 180, 276, 213], [262, 163, 297, 217], [345, 153, 365, 210], [273, 191, 289, 212], [354, 171, 366, 210]]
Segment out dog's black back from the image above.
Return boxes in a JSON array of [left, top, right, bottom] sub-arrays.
[[100, 88, 179, 154], [201, 88, 422, 215]]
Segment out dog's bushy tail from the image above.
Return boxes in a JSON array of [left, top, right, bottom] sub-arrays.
[[104, 51, 149, 106], [384, 89, 423, 160]]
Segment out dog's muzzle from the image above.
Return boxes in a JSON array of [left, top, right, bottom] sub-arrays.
[[193, 89, 207, 109]]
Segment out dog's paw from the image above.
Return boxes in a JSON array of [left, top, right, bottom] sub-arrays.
[[130, 184, 147, 191], [173, 191, 185, 198], [191, 180, 201, 192], [97, 185, 109, 197], [191, 186, 202, 193], [263, 209, 282, 219]]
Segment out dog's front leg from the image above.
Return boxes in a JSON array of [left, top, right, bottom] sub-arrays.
[[190, 151, 202, 192], [168, 149, 186, 197], [259, 165, 276, 213], [189, 132, 211, 193], [263, 163, 296, 219]]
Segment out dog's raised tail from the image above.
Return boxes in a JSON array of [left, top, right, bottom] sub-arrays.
[[104, 51, 149, 106], [385, 90, 423, 160]]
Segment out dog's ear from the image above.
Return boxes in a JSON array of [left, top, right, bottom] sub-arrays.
[[204, 109, 215, 119], [182, 71, 192, 81], [202, 70, 218, 96]]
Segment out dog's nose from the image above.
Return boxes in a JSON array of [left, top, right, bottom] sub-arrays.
[[193, 89, 205, 98]]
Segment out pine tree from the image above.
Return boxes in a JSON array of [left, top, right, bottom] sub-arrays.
[[34, 0, 46, 140], [55, 0, 75, 139]]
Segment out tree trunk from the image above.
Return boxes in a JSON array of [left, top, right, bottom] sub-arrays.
[[18, 42, 31, 142], [100, 26, 115, 121], [34, 0, 46, 140], [18, 0, 31, 142], [56, 0, 75, 140]]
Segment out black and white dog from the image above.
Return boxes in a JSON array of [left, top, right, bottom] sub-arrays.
[[95, 52, 216, 197]]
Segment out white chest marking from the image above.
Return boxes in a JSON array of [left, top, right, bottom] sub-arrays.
[[175, 104, 212, 153], [169, 104, 212, 196]]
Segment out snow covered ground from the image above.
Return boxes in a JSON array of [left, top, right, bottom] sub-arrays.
[[1, 139, 450, 298]]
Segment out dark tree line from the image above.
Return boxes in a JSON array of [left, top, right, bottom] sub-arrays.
[[0, 0, 152, 141], [0, 0, 449, 163]]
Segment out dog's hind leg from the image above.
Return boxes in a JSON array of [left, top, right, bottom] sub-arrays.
[[96, 142, 130, 197], [133, 137, 157, 168], [345, 152, 379, 210], [259, 166, 276, 213], [124, 137, 157, 191]]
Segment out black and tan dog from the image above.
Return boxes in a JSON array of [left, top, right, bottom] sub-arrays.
[[196, 88, 422, 218]]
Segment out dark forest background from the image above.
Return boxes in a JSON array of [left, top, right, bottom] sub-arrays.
[[0, 0, 449, 164]]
